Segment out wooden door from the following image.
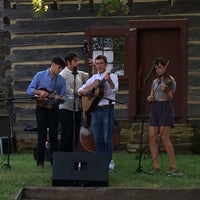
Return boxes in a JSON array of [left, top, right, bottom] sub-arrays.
[[128, 19, 187, 123]]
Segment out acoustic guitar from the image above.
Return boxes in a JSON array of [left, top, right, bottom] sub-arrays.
[[81, 66, 120, 113]]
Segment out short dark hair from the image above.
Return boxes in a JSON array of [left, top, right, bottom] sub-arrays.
[[95, 55, 107, 64], [51, 56, 65, 69], [65, 52, 79, 63]]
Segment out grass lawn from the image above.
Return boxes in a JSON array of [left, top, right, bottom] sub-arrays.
[[0, 151, 200, 200]]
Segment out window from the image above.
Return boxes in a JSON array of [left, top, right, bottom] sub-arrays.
[[92, 37, 125, 76]]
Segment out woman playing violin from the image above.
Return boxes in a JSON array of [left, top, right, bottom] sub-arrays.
[[147, 57, 182, 176]]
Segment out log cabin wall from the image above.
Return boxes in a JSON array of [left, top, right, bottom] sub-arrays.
[[0, 0, 199, 152], [0, 0, 10, 115]]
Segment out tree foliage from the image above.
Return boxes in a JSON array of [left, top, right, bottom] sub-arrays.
[[98, 0, 129, 16], [32, 0, 129, 18], [32, 0, 49, 17]]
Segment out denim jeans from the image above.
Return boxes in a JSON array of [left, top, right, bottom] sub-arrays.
[[92, 106, 115, 161]]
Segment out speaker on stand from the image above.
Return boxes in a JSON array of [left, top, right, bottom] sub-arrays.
[[0, 114, 13, 169], [52, 152, 109, 187]]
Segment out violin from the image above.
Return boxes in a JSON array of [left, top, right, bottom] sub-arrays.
[[162, 72, 171, 86], [156, 59, 173, 90], [157, 72, 173, 93]]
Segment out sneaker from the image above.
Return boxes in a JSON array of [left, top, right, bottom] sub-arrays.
[[166, 168, 184, 177], [109, 160, 115, 171]]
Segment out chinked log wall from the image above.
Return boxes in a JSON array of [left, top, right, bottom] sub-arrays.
[[0, 0, 199, 152]]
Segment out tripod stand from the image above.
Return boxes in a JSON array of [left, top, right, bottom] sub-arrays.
[[0, 95, 37, 169], [135, 64, 155, 174]]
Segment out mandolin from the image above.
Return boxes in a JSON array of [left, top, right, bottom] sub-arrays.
[[34, 88, 64, 105]]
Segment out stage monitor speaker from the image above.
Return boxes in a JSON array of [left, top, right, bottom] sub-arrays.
[[0, 114, 11, 137], [52, 152, 109, 187]]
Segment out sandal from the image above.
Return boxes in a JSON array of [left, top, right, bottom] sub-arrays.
[[150, 167, 160, 174], [166, 167, 184, 177]]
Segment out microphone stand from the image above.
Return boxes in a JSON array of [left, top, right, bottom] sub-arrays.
[[72, 66, 78, 152], [0, 96, 31, 169], [136, 64, 155, 174]]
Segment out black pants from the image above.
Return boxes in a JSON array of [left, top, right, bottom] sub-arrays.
[[36, 106, 59, 165], [59, 109, 81, 152]]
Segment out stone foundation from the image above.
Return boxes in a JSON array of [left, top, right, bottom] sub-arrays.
[[14, 123, 196, 154]]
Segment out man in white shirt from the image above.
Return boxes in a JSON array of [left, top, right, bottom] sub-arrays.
[[59, 52, 89, 152], [78, 55, 119, 170]]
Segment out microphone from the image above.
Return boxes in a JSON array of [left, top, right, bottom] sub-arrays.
[[72, 66, 78, 75]]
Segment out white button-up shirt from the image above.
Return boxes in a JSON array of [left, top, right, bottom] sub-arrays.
[[78, 71, 119, 106]]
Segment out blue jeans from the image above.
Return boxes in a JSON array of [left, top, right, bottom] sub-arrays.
[[92, 106, 115, 161]]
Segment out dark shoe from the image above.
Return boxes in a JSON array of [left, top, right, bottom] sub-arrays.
[[37, 162, 44, 169], [24, 125, 37, 132]]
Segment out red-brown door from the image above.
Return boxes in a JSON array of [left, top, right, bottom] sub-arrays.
[[128, 19, 187, 123]]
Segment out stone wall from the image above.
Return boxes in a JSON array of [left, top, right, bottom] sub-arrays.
[[123, 123, 194, 154], [16, 122, 194, 154]]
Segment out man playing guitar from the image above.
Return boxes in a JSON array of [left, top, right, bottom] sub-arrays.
[[26, 56, 66, 168], [78, 55, 119, 170]]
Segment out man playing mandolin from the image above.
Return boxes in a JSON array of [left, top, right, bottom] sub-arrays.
[[26, 56, 66, 169], [78, 55, 119, 170]]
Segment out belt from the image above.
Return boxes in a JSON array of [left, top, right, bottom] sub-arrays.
[[37, 103, 58, 109], [95, 104, 114, 110]]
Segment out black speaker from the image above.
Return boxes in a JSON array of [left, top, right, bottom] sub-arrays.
[[0, 114, 14, 155], [52, 152, 109, 187], [0, 114, 11, 137], [0, 137, 15, 154]]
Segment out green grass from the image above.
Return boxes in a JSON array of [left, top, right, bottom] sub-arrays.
[[0, 152, 200, 200]]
